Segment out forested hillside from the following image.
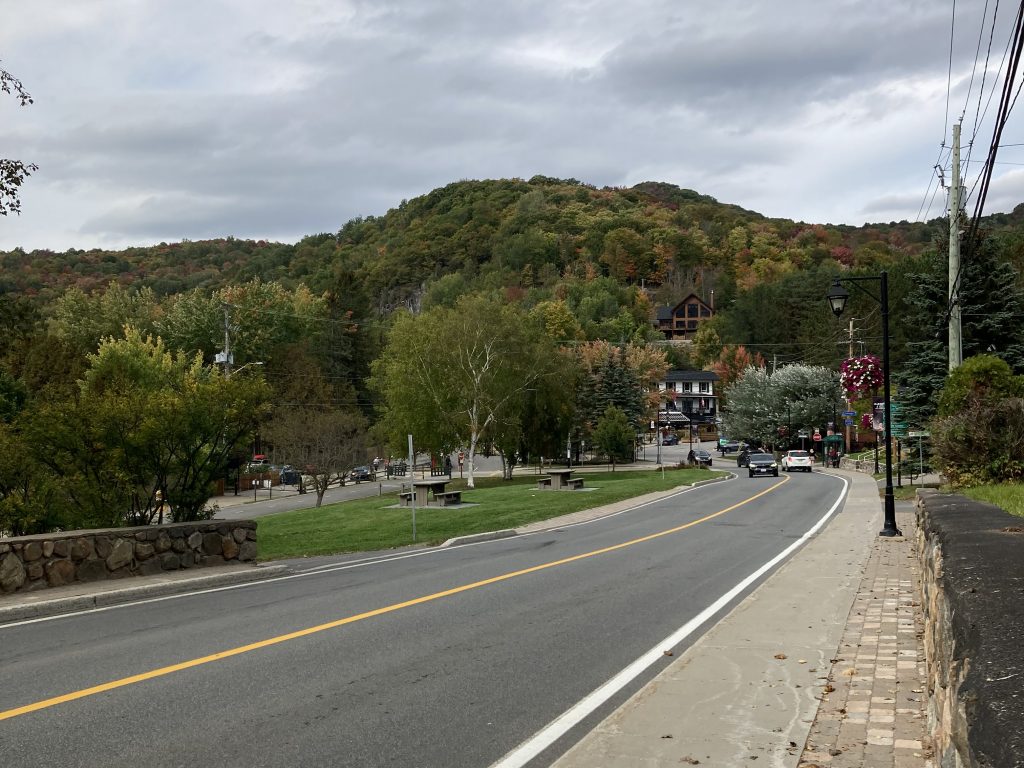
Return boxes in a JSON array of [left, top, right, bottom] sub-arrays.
[[3, 176, 1024, 535]]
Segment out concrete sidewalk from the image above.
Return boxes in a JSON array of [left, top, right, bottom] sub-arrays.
[[550, 469, 933, 768]]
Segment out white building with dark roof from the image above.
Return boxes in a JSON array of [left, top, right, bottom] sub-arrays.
[[656, 369, 719, 426]]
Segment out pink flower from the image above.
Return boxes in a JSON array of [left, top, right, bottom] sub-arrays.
[[840, 356, 883, 397]]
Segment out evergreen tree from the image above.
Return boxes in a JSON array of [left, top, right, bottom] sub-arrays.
[[593, 354, 643, 428], [897, 234, 1024, 428]]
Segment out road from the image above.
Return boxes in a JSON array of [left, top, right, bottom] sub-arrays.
[[0, 469, 844, 768]]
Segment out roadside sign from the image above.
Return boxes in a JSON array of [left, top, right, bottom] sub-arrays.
[[842, 410, 856, 417], [908, 430, 930, 438], [844, 419, 853, 426]]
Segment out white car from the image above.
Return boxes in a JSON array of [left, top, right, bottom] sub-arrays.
[[781, 450, 813, 472]]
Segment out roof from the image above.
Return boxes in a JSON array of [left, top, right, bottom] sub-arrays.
[[664, 369, 719, 382]]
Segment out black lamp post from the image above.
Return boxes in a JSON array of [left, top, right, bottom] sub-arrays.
[[827, 273, 902, 537]]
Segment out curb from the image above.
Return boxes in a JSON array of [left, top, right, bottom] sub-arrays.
[[0, 564, 290, 624], [440, 529, 518, 547]]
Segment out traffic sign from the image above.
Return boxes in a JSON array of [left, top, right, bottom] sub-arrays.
[[908, 430, 930, 438], [844, 419, 853, 426], [842, 410, 856, 417]]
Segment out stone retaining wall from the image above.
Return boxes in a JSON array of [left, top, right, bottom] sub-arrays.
[[916, 490, 1024, 768], [0, 520, 257, 594]]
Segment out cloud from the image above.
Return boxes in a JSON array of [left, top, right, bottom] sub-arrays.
[[0, 0, 1015, 251]]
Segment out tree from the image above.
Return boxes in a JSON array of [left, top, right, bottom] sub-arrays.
[[264, 407, 368, 507], [1, 62, 37, 216], [711, 345, 766, 405], [50, 283, 161, 355], [722, 364, 841, 448], [936, 354, 1024, 417], [898, 235, 1024, 428], [593, 405, 634, 469], [24, 329, 272, 528], [371, 295, 556, 488]]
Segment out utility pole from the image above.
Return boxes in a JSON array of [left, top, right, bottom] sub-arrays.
[[949, 122, 963, 371], [222, 304, 232, 378], [845, 318, 856, 453]]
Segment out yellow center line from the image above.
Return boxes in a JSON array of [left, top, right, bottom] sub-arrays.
[[1, 475, 789, 722]]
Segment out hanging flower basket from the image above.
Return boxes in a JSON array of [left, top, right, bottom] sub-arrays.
[[840, 355, 884, 398]]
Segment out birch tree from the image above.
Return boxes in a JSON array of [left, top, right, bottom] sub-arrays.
[[372, 295, 556, 488]]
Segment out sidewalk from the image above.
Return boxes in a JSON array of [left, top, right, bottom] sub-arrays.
[[551, 470, 933, 768]]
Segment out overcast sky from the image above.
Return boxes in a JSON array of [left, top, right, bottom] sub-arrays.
[[2, 0, 1022, 252]]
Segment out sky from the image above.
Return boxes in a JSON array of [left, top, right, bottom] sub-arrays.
[[2, 0, 1023, 252]]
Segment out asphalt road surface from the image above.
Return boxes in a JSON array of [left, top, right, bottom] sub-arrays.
[[0, 470, 846, 768]]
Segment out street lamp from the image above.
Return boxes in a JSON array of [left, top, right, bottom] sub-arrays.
[[827, 274, 901, 537], [228, 361, 264, 378]]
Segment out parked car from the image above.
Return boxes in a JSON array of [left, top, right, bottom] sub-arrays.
[[349, 465, 374, 482], [662, 434, 680, 446], [279, 467, 301, 485], [719, 439, 742, 453], [781, 450, 813, 472], [693, 449, 713, 467], [747, 453, 779, 477]]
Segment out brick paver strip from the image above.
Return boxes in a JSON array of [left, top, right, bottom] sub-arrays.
[[798, 509, 933, 767]]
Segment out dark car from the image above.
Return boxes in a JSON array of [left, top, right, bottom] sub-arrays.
[[349, 465, 374, 482], [694, 449, 713, 467], [279, 466, 301, 485], [747, 453, 779, 477], [719, 440, 742, 453], [662, 434, 680, 446]]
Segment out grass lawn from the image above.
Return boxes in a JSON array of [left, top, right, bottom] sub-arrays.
[[257, 467, 721, 560], [959, 483, 1024, 518]]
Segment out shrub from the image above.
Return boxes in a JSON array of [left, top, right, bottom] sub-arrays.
[[931, 397, 1024, 486]]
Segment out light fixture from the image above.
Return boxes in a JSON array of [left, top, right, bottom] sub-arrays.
[[827, 280, 850, 317]]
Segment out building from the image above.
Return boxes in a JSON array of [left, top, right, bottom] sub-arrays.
[[654, 293, 714, 341], [656, 369, 719, 426]]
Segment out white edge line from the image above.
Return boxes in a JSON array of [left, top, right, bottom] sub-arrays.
[[0, 479, 720, 630], [488, 474, 850, 768]]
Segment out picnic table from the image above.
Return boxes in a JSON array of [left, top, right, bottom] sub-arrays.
[[538, 468, 584, 490], [399, 478, 462, 507]]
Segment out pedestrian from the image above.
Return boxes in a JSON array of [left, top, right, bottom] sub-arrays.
[[687, 448, 697, 466], [444, 455, 452, 477]]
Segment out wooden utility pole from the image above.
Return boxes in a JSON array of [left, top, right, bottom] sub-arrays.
[[845, 318, 855, 453], [949, 122, 963, 370]]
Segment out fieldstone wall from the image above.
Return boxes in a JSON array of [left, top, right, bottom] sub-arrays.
[[915, 490, 1024, 768], [0, 520, 257, 595]]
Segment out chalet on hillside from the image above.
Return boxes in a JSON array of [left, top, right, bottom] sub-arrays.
[[654, 293, 714, 340]]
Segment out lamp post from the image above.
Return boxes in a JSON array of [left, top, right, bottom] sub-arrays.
[[827, 273, 901, 537]]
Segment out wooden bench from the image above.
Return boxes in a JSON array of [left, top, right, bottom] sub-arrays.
[[435, 490, 462, 506], [398, 491, 413, 506], [566, 477, 585, 490], [537, 477, 553, 489]]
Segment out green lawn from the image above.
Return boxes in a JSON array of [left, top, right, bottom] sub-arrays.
[[257, 467, 720, 560], [959, 483, 1024, 518]]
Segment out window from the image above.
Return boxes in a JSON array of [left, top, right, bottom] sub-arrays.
[[699, 382, 710, 393], [683, 382, 692, 392], [666, 382, 676, 391], [687, 303, 699, 317]]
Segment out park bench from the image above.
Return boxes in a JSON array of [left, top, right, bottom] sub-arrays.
[[566, 477, 585, 490], [537, 476, 553, 489], [435, 490, 462, 506]]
